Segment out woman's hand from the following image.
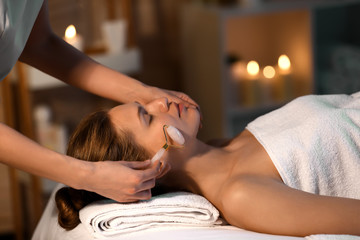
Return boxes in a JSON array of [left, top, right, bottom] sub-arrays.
[[81, 160, 164, 202]]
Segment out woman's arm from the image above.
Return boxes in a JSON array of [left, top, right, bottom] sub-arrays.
[[19, 1, 197, 106], [0, 123, 161, 202], [221, 176, 360, 237]]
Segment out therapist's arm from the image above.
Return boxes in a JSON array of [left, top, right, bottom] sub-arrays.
[[19, 0, 197, 106], [14, 0, 172, 202], [0, 123, 161, 202]]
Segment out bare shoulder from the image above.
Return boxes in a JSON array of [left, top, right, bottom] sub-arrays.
[[219, 175, 360, 236], [219, 175, 278, 229]]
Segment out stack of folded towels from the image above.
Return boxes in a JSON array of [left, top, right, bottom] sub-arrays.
[[79, 191, 222, 238]]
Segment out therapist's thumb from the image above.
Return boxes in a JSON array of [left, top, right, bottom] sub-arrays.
[[121, 160, 152, 170]]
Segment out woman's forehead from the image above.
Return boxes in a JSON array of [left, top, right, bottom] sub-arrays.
[[109, 103, 136, 115], [108, 103, 138, 125]]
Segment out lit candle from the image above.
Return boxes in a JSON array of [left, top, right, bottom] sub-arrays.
[[276, 54, 293, 102], [263, 65, 276, 79], [231, 61, 247, 80], [230, 61, 247, 105], [242, 60, 261, 107], [64, 25, 84, 51], [261, 65, 276, 105], [247, 60, 260, 77], [278, 54, 291, 74]]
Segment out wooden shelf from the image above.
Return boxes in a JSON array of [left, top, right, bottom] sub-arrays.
[[181, 1, 360, 140]]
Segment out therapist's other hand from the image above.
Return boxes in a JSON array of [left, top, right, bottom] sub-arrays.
[[143, 86, 203, 125], [144, 86, 199, 109], [83, 160, 161, 202]]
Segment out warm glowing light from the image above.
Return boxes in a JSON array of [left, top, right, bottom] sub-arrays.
[[278, 54, 291, 71], [263, 66, 276, 79], [64, 24, 83, 51], [231, 61, 246, 80], [65, 25, 77, 39], [247, 61, 260, 76]]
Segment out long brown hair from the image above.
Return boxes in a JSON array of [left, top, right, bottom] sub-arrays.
[[55, 110, 150, 230]]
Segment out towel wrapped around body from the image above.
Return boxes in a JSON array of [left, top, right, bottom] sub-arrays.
[[246, 92, 360, 199], [79, 191, 222, 238]]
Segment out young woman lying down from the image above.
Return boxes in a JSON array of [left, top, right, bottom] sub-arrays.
[[55, 92, 360, 237]]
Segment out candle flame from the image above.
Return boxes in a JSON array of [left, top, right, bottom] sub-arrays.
[[231, 61, 246, 80], [65, 25, 77, 39], [278, 54, 291, 71], [263, 66, 276, 79], [247, 61, 259, 76]]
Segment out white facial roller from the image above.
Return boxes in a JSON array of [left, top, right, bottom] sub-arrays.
[[151, 125, 185, 163], [166, 125, 185, 145], [151, 148, 166, 162]]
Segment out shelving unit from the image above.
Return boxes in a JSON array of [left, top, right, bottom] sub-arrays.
[[180, 0, 360, 141], [313, 2, 360, 94]]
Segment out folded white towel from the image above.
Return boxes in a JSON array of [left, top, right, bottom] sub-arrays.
[[79, 191, 222, 238], [306, 234, 360, 240], [246, 92, 360, 198]]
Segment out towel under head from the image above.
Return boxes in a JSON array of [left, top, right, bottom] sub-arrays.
[[79, 191, 222, 238]]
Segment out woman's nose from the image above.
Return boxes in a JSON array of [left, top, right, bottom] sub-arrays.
[[146, 97, 169, 112]]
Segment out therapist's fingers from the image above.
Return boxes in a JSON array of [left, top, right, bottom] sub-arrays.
[[167, 90, 199, 109], [157, 160, 171, 179], [143, 87, 203, 121], [146, 86, 199, 109], [121, 159, 152, 170], [135, 178, 156, 194], [137, 160, 162, 181], [83, 160, 161, 203], [128, 161, 167, 200], [128, 189, 152, 201], [170, 91, 204, 124]]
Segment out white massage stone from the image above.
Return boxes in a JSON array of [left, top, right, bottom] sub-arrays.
[[167, 125, 185, 145]]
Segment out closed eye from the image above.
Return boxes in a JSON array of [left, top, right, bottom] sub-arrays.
[[144, 111, 153, 125], [137, 103, 153, 125], [148, 113, 153, 124]]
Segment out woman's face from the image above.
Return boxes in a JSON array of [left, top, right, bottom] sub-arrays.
[[108, 98, 201, 155]]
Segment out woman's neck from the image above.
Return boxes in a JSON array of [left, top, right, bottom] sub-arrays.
[[159, 139, 235, 205]]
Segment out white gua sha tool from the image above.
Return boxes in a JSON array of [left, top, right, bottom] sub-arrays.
[[151, 125, 185, 163]]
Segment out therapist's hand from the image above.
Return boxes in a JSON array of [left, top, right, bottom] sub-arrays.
[[142, 86, 200, 109], [140, 86, 203, 125], [82, 160, 162, 202]]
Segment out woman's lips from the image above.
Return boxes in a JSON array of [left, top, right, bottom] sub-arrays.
[[172, 102, 185, 117]]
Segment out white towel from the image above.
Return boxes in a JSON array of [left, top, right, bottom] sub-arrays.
[[306, 234, 360, 240], [79, 191, 222, 238], [246, 92, 360, 198]]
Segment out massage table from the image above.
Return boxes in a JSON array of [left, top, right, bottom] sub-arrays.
[[32, 184, 304, 240]]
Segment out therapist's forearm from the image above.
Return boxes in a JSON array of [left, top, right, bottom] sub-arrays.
[[0, 123, 87, 189], [19, 0, 147, 104], [20, 34, 147, 104]]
